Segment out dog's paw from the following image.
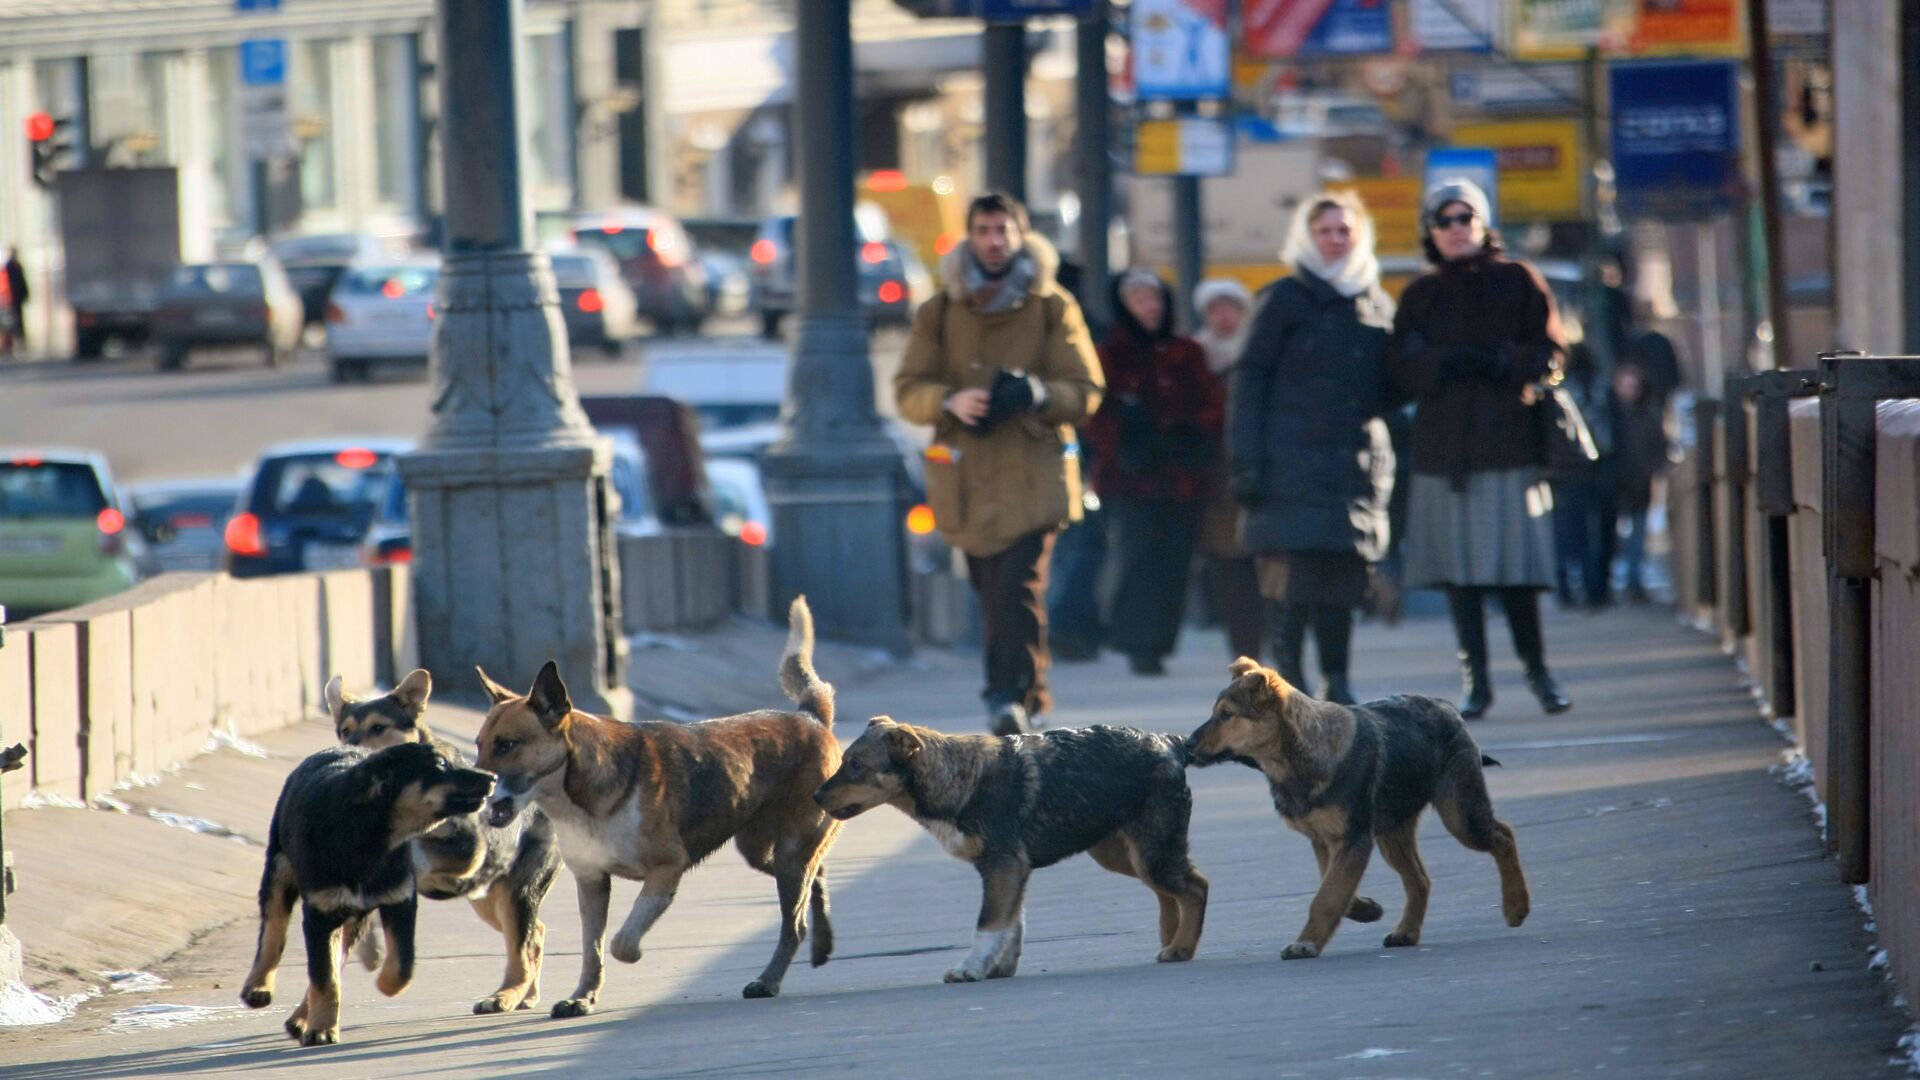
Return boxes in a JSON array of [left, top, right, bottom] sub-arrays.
[[1346, 896, 1384, 923], [608, 932, 643, 965], [551, 998, 595, 1019], [1503, 896, 1531, 928], [1280, 941, 1322, 961], [741, 979, 780, 999], [283, 1015, 308, 1042], [240, 987, 272, 1009], [1156, 945, 1194, 963], [300, 1027, 339, 1047], [943, 965, 986, 983], [1383, 931, 1420, 948], [473, 992, 519, 1015], [374, 971, 410, 998]]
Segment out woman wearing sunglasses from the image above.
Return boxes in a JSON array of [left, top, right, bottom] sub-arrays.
[[1392, 179, 1572, 719]]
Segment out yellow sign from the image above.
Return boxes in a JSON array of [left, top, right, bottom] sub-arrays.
[[1450, 119, 1583, 220], [1132, 118, 1235, 177], [1329, 177, 1424, 255]]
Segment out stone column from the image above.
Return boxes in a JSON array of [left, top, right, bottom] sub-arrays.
[[399, 0, 630, 717], [983, 23, 1028, 201], [761, 0, 910, 654]]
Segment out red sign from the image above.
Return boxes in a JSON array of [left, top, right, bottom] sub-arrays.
[[1632, 0, 1739, 52], [1243, 0, 1336, 60]]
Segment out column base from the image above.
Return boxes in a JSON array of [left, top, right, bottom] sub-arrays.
[[762, 439, 912, 657]]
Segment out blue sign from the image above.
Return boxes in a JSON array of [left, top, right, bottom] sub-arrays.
[[1610, 60, 1740, 216], [234, 0, 281, 10], [1424, 147, 1500, 231], [981, 0, 1093, 20], [239, 39, 287, 87], [1294, 0, 1395, 58]]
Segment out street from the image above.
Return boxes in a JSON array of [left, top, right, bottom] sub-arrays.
[[0, 326, 908, 488], [0, 605, 1908, 1078]]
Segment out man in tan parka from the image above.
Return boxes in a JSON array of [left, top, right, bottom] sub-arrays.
[[895, 192, 1104, 735]]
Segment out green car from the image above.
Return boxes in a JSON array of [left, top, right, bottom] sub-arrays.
[[0, 450, 143, 617]]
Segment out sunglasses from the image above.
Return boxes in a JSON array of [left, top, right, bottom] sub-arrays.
[[1431, 212, 1477, 230]]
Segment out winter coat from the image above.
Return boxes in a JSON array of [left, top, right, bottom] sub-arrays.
[[1228, 269, 1397, 560], [1390, 252, 1566, 484], [3, 256, 25, 309], [1084, 275, 1224, 504], [894, 233, 1104, 557], [1613, 395, 1671, 512]]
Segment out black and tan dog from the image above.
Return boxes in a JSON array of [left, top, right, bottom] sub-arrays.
[[239, 741, 495, 1045], [476, 597, 841, 1016], [1187, 657, 1530, 960], [813, 718, 1208, 982], [327, 668, 562, 1015]]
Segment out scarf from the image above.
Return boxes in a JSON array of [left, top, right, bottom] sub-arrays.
[[1194, 325, 1250, 376], [1279, 198, 1381, 299], [964, 247, 1035, 314]]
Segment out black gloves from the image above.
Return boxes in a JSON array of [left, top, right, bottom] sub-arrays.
[[1441, 345, 1506, 381], [977, 369, 1045, 431]]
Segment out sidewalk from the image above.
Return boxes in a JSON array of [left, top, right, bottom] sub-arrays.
[[2, 604, 1913, 1077]]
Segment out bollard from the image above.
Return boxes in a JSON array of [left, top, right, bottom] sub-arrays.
[[1692, 398, 1721, 612], [1815, 353, 1920, 885], [1744, 371, 1817, 721], [1721, 392, 1752, 640]]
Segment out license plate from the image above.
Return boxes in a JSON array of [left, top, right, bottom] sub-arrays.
[[0, 536, 61, 555], [305, 543, 363, 570]]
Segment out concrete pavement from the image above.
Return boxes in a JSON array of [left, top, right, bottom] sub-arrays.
[[1, 604, 1912, 1078]]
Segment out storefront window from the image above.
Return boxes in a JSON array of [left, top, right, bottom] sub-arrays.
[[523, 30, 575, 207], [372, 34, 419, 211], [292, 40, 337, 210], [90, 52, 172, 165]]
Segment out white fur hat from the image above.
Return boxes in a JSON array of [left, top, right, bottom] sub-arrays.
[[1193, 278, 1252, 314]]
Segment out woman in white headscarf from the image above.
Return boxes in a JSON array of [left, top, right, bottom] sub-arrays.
[[1227, 190, 1397, 705]]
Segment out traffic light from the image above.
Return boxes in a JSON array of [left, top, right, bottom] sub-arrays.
[[26, 111, 72, 189]]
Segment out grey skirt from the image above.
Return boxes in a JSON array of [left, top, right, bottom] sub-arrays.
[[1403, 469, 1556, 589]]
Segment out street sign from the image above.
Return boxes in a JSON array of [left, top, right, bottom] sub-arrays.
[[1449, 64, 1582, 113], [1243, 0, 1394, 60], [239, 38, 286, 87], [1452, 118, 1581, 220], [1133, 117, 1234, 176], [234, 0, 281, 9], [1131, 0, 1231, 101], [1610, 59, 1740, 217], [1408, 0, 1496, 53], [1424, 147, 1500, 230], [980, 0, 1093, 20], [237, 38, 290, 160]]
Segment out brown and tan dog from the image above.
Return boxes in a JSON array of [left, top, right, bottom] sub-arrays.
[[1187, 658, 1529, 960], [475, 597, 841, 1017]]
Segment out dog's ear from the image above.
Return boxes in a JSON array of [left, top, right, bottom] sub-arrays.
[[883, 723, 923, 761], [324, 674, 349, 718], [866, 716, 895, 730], [476, 667, 517, 705], [528, 661, 572, 727], [1228, 656, 1263, 680], [392, 669, 432, 713]]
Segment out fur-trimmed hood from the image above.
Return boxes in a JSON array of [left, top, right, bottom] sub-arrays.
[[939, 232, 1062, 304]]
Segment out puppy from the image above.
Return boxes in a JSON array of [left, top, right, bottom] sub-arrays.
[[239, 742, 494, 1045], [476, 597, 842, 1016], [328, 668, 562, 1015], [814, 719, 1208, 983], [1187, 657, 1530, 960]]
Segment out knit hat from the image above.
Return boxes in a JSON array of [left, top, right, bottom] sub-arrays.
[[1422, 178, 1492, 228], [1193, 278, 1252, 314]]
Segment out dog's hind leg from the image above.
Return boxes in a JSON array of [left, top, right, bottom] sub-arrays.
[[293, 908, 347, 1045], [374, 896, 418, 997], [1376, 821, 1431, 948], [1285, 836, 1372, 960], [476, 880, 546, 1014], [1130, 834, 1209, 963], [240, 855, 297, 1009], [808, 864, 833, 969], [947, 857, 1030, 983], [1435, 751, 1531, 927], [1312, 837, 1383, 924], [553, 872, 612, 1019]]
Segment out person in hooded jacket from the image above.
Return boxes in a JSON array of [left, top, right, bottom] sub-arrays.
[[1085, 268, 1223, 675], [1392, 178, 1572, 719], [1228, 190, 1396, 705]]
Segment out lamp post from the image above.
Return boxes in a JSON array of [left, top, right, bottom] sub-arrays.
[[984, 23, 1027, 200], [399, 0, 631, 716], [761, 0, 911, 653]]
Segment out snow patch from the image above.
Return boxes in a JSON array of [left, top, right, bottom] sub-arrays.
[[1855, 885, 1876, 919], [0, 982, 96, 1027], [108, 1002, 242, 1033], [1872, 949, 1892, 972], [92, 794, 133, 814], [1897, 1029, 1920, 1075], [203, 726, 270, 759], [101, 971, 168, 994], [19, 790, 87, 810], [144, 810, 254, 845], [1339, 1048, 1411, 1060]]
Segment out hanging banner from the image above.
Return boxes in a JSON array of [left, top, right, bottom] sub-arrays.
[[1132, 0, 1232, 101], [1451, 118, 1583, 220], [1628, 0, 1741, 56], [1242, 0, 1394, 60], [1408, 0, 1498, 53], [1610, 60, 1740, 216], [1512, 0, 1633, 59]]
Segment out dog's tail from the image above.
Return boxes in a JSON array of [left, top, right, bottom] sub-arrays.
[[1481, 754, 1502, 768], [1165, 734, 1193, 768], [779, 596, 835, 726]]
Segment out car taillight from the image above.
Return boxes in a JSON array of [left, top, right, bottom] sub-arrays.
[[648, 230, 683, 268], [225, 512, 266, 557], [577, 288, 604, 314], [366, 545, 412, 567], [861, 242, 887, 265], [905, 503, 936, 535], [751, 239, 777, 265], [97, 507, 127, 555], [325, 302, 346, 323], [381, 279, 405, 299], [427, 302, 437, 321], [878, 281, 904, 304], [739, 521, 768, 547]]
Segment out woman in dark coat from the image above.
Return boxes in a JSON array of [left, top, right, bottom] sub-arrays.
[[1229, 190, 1396, 705], [1086, 268, 1224, 675], [1392, 179, 1571, 718]]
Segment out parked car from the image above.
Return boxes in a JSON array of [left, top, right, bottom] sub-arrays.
[[150, 258, 303, 371], [324, 256, 440, 382], [703, 455, 771, 548], [224, 439, 410, 578], [697, 419, 939, 559], [683, 216, 759, 320], [0, 449, 144, 616], [550, 248, 641, 358], [569, 208, 708, 336], [638, 340, 788, 430], [274, 233, 406, 329], [749, 204, 895, 339], [128, 477, 245, 573], [863, 239, 924, 330]]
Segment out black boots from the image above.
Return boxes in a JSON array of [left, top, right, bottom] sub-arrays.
[[1314, 606, 1356, 705], [1274, 604, 1312, 697], [1499, 587, 1572, 715], [1449, 587, 1575, 718], [1526, 669, 1572, 714], [1449, 589, 1494, 719]]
